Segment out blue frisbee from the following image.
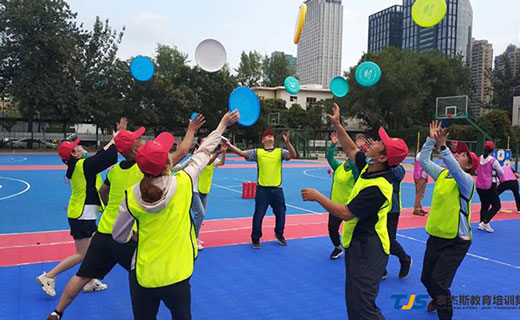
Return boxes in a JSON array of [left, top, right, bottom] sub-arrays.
[[190, 113, 198, 121], [228, 87, 260, 127], [284, 76, 300, 94], [330, 76, 349, 98], [355, 61, 381, 87], [130, 56, 155, 82]]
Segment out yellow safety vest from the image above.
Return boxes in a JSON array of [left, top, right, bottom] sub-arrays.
[[126, 171, 198, 288], [330, 163, 356, 206], [426, 170, 474, 239], [257, 148, 282, 187], [97, 162, 143, 234], [67, 159, 103, 219], [342, 166, 393, 254], [198, 163, 215, 194]]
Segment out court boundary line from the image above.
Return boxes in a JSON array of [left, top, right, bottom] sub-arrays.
[[397, 233, 520, 270], [0, 176, 31, 200]]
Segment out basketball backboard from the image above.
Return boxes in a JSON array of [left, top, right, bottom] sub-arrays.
[[435, 95, 469, 120]]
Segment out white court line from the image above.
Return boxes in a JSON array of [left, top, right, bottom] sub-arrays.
[[397, 233, 520, 270], [0, 176, 31, 200], [202, 221, 326, 234], [0, 241, 73, 250], [212, 183, 316, 214], [303, 168, 331, 181], [0, 156, 27, 163]]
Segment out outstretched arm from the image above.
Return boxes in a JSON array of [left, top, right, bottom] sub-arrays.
[[169, 114, 206, 166], [228, 143, 248, 159], [301, 189, 355, 221], [327, 103, 359, 160], [283, 131, 297, 160]]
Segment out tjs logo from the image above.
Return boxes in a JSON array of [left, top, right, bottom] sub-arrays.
[[391, 294, 429, 310]]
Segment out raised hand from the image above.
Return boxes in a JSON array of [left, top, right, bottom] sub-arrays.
[[326, 103, 341, 125], [330, 132, 338, 144], [429, 120, 441, 140], [220, 110, 240, 127], [283, 131, 291, 143], [434, 127, 449, 147], [365, 138, 375, 149], [188, 114, 206, 131]]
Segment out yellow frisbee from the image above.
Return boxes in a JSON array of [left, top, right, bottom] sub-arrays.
[[293, 4, 307, 44], [412, 0, 447, 28]]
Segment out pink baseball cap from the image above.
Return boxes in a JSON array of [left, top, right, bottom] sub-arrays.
[[136, 132, 175, 176], [378, 127, 409, 166], [57, 137, 82, 161], [115, 127, 146, 154]]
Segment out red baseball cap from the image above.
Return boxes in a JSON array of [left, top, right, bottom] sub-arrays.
[[456, 143, 479, 174], [484, 141, 495, 150], [136, 132, 175, 176], [262, 129, 274, 139], [57, 137, 82, 161], [115, 127, 146, 155], [378, 127, 409, 166], [451, 140, 458, 146]]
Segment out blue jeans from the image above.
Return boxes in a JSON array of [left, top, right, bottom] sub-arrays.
[[191, 192, 208, 237], [251, 186, 286, 241]]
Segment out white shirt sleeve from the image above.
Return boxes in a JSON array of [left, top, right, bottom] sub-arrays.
[[184, 130, 221, 181]]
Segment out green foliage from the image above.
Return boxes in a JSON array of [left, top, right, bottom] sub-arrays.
[[262, 55, 295, 87], [338, 47, 471, 133], [490, 56, 520, 116], [235, 51, 263, 87], [477, 109, 513, 147]]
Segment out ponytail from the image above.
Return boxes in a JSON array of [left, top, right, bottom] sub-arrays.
[[139, 175, 164, 203]]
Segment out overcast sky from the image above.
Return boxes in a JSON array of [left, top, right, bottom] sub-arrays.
[[67, 0, 520, 72]]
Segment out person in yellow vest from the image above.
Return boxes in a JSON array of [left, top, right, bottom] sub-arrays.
[[419, 121, 479, 319], [45, 116, 205, 320], [36, 118, 127, 298], [326, 131, 359, 259], [228, 129, 297, 249], [112, 111, 239, 320], [172, 137, 229, 251], [301, 103, 408, 320]]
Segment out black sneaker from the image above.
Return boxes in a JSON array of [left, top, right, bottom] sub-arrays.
[[330, 247, 343, 259], [382, 270, 388, 280], [399, 256, 413, 279], [275, 234, 287, 246], [252, 240, 261, 249], [427, 301, 437, 313]]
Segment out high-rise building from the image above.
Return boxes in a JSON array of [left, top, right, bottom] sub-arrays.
[[368, 5, 403, 53], [494, 44, 520, 77], [297, 0, 343, 88], [470, 39, 493, 118], [402, 0, 473, 62], [271, 51, 297, 72]]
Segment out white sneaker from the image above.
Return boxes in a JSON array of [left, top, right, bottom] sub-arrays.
[[82, 279, 108, 293], [197, 239, 204, 251], [199, 240, 204, 245], [36, 272, 56, 297], [478, 222, 485, 230], [482, 223, 494, 233]]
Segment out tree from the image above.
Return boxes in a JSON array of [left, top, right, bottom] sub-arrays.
[[0, 0, 86, 145], [490, 57, 520, 116], [78, 17, 125, 137], [262, 54, 295, 87], [338, 47, 472, 134], [235, 51, 263, 87]]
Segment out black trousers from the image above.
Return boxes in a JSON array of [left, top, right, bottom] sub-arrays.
[[328, 213, 342, 247], [344, 235, 388, 320], [497, 180, 520, 211], [477, 184, 501, 223], [251, 186, 286, 241], [420, 236, 470, 320], [129, 270, 191, 320], [386, 213, 409, 263]]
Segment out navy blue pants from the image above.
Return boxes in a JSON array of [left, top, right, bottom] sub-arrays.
[[251, 186, 286, 241]]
